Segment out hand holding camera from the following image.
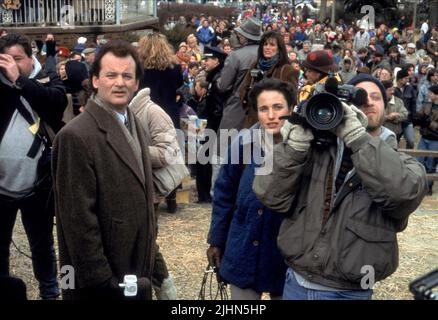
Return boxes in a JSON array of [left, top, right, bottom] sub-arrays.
[[281, 118, 314, 152], [333, 102, 368, 147]]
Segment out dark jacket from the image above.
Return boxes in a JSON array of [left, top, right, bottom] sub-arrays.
[[394, 84, 417, 124], [253, 130, 428, 290], [52, 100, 156, 300], [205, 64, 225, 132], [0, 68, 67, 142], [208, 125, 287, 295], [414, 102, 438, 140], [140, 65, 184, 129]]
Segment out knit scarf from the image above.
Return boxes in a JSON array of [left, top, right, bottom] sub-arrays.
[[257, 54, 279, 71]]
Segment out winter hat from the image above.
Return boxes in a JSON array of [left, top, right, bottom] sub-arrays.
[[348, 73, 388, 108], [77, 36, 87, 44], [65, 60, 89, 93], [396, 68, 409, 81], [301, 49, 338, 74], [429, 84, 438, 95]]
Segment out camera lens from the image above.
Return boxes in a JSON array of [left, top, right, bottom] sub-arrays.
[[316, 107, 334, 123], [304, 93, 344, 130]]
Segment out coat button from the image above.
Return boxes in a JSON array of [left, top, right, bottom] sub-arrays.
[[253, 240, 259, 246], [257, 209, 263, 216], [321, 229, 327, 235], [313, 254, 319, 260], [349, 182, 353, 187]]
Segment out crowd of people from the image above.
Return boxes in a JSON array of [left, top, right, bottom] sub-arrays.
[[0, 2, 436, 301]]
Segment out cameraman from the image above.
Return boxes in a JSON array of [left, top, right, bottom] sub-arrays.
[[253, 74, 428, 300]]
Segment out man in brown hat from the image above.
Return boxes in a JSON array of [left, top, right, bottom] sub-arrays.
[[298, 49, 341, 102], [210, 17, 263, 196]]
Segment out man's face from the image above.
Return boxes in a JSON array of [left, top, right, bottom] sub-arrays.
[[379, 69, 392, 81], [407, 47, 415, 54], [85, 52, 95, 64], [92, 52, 139, 111], [355, 81, 385, 132], [431, 72, 438, 84], [204, 57, 219, 72], [189, 66, 199, 76], [194, 82, 206, 97], [370, 37, 376, 45], [303, 43, 310, 52], [3, 45, 33, 78], [398, 76, 409, 86]]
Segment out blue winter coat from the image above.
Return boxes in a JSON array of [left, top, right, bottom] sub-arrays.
[[208, 125, 287, 295], [196, 26, 215, 45]]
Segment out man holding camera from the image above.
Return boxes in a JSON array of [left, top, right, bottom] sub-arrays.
[[253, 73, 428, 299]]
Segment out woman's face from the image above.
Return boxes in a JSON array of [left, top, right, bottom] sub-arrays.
[[59, 65, 67, 79], [379, 69, 392, 81], [263, 38, 278, 59], [257, 90, 290, 136], [289, 51, 297, 61]]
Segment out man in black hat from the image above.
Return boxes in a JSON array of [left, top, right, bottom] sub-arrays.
[[192, 46, 227, 204], [394, 68, 417, 149], [211, 17, 262, 195], [202, 45, 227, 133]]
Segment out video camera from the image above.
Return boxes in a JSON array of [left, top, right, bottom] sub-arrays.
[[250, 68, 264, 80], [284, 75, 368, 146]]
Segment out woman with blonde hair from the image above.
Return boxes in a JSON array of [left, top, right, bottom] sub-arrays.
[[138, 32, 184, 213], [186, 34, 202, 62]]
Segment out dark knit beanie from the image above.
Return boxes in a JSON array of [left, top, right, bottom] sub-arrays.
[[348, 73, 388, 108]]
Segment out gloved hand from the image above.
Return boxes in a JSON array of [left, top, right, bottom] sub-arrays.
[[206, 246, 222, 269], [334, 102, 368, 147], [154, 273, 177, 300], [280, 120, 314, 152]]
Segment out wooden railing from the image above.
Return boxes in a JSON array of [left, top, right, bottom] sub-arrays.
[[399, 149, 438, 181]]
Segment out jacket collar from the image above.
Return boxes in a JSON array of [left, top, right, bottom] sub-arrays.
[[85, 99, 146, 187]]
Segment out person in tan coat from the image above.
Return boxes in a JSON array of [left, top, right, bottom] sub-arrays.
[[129, 87, 183, 300]]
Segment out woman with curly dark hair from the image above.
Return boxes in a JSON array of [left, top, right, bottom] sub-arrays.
[[239, 30, 298, 128]]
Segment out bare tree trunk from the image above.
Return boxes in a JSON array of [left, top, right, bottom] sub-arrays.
[[431, 0, 438, 27], [319, 0, 328, 22]]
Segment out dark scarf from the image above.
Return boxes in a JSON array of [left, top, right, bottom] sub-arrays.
[[257, 54, 279, 71]]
